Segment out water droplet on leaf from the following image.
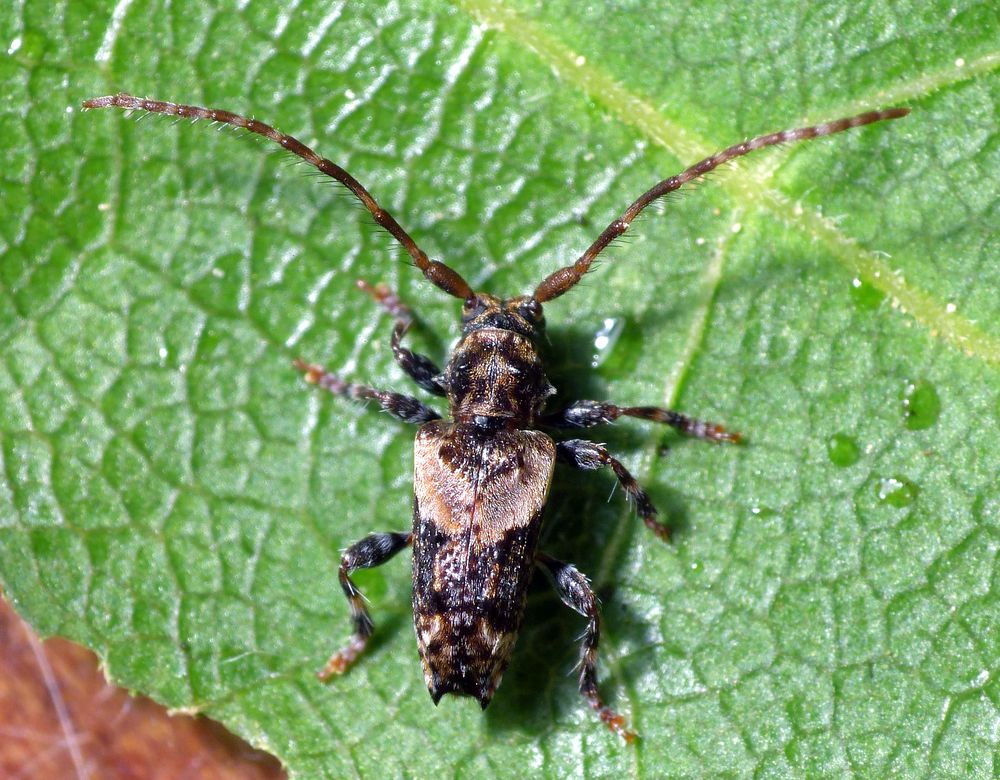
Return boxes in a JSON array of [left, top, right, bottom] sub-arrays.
[[901, 380, 940, 430], [876, 476, 918, 507], [827, 433, 860, 467], [591, 317, 624, 368], [849, 278, 885, 311]]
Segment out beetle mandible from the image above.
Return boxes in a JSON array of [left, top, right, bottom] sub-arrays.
[[83, 92, 908, 741]]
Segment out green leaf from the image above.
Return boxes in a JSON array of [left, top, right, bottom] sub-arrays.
[[2, 1, 998, 777]]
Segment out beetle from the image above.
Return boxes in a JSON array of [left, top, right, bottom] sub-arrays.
[[83, 93, 908, 741]]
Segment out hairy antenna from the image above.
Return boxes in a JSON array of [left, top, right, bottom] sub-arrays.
[[533, 107, 910, 303], [82, 93, 474, 301]]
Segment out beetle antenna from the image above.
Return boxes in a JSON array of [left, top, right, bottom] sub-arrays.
[[533, 107, 910, 303], [82, 93, 474, 302]]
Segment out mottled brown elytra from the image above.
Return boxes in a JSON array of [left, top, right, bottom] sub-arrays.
[[83, 92, 908, 741]]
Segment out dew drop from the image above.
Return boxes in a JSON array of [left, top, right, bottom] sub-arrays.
[[876, 476, 918, 507], [849, 278, 885, 311], [826, 433, 860, 467], [591, 317, 624, 368], [901, 379, 941, 430]]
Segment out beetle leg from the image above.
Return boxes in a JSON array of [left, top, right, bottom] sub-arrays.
[[556, 439, 671, 541], [319, 531, 413, 680], [536, 552, 637, 743], [294, 360, 441, 424], [545, 400, 740, 443], [357, 280, 447, 397]]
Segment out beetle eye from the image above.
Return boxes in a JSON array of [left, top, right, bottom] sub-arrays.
[[462, 296, 484, 322], [519, 298, 543, 322]]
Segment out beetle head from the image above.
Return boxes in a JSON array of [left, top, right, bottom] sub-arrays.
[[460, 293, 545, 339]]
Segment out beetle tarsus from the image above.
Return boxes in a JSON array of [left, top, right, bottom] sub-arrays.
[[538, 552, 639, 742], [545, 400, 741, 443], [293, 359, 441, 423], [357, 281, 447, 396], [556, 439, 669, 540], [317, 532, 412, 681]]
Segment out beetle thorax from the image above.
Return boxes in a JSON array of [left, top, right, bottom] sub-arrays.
[[444, 328, 554, 427]]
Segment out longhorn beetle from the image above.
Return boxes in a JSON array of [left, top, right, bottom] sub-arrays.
[[83, 93, 908, 741]]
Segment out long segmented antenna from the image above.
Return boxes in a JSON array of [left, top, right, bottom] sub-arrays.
[[82, 93, 474, 301], [533, 107, 910, 303]]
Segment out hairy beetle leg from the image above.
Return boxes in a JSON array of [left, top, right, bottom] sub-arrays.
[[537, 552, 638, 743], [545, 400, 741, 443], [556, 439, 671, 541], [357, 280, 447, 397], [318, 531, 413, 681], [294, 359, 441, 424]]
